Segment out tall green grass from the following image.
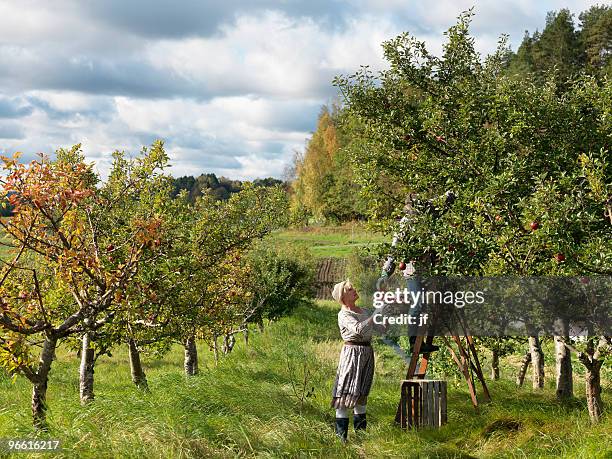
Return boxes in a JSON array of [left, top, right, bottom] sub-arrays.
[[0, 301, 610, 458], [271, 224, 386, 259]]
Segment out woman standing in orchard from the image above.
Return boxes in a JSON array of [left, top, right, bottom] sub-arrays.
[[330, 280, 386, 442]]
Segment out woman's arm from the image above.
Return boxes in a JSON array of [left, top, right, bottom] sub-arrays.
[[341, 312, 374, 336], [343, 308, 389, 335]]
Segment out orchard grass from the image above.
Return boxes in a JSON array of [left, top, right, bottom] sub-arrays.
[[0, 301, 610, 458], [271, 223, 386, 259]]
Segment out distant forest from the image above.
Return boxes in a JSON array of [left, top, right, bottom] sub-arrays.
[[171, 173, 285, 203], [0, 174, 285, 217]]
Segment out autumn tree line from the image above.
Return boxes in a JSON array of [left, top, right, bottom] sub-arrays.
[[0, 143, 313, 428], [290, 7, 611, 424]]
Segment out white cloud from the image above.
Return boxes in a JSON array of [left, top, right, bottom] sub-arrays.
[[147, 12, 335, 98], [0, 1, 601, 180], [112, 94, 315, 177], [233, 153, 289, 180]]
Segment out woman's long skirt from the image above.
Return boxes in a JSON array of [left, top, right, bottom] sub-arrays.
[[330, 344, 375, 409]]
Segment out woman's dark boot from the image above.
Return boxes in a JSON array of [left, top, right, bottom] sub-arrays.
[[335, 417, 349, 442], [354, 413, 367, 431]]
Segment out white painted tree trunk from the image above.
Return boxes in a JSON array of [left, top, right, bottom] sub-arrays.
[[212, 335, 219, 365], [128, 339, 148, 389], [585, 364, 603, 423], [580, 337, 606, 423], [222, 334, 235, 354], [32, 335, 57, 429], [554, 335, 573, 400], [528, 336, 545, 389], [516, 349, 531, 386], [184, 335, 198, 376], [490, 348, 500, 380]]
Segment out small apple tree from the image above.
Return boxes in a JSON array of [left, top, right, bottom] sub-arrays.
[[234, 243, 314, 345], [0, 142, 168, 427], [69, 143, 173, 401], [180, 185, 290, 372], [118, 184, 290, 377]]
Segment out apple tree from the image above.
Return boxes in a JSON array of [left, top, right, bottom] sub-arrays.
[[0, 142, 168, 427], [117, 184, 290, 377], [69, 142, 173, 400], [179, 184, 290, 372], [334, 11, 610, 420]]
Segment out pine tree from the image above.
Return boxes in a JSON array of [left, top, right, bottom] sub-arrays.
[[579, 5, 612, 78], [531, 9, 581, 84]]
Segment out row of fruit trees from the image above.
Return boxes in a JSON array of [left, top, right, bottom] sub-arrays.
[[0, 141, 312, 428]]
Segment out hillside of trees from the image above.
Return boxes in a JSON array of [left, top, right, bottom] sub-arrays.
[[0, 173, 284, 216], [508, 6, 612, 84]]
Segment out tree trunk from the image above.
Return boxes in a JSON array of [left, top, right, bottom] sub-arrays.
[[244, 327, 249, 346], [491, 348, 500, 380], [585, 362, 604, 423], [516, 350, 531, 387], [79, 332, 95, 404], [32, 334, 57, 430], [554, 335, 573, 400], [222, 334, 235, 354], [128, 339, 148, 390], [528, 336, 545, 389], [580, 337, 606, 423], [184, 335, 199, 376], [212, 335, 219, 365]]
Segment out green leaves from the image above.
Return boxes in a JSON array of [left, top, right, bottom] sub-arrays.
[[334, 10, 611, 277]]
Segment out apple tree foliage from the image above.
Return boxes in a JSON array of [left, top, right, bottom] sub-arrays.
[[334, 11, 610, 420], [236, 242, 315, 336], [66, 142, 176, 398], [119, 182, 291, 375], [0, 142, 168, 426]]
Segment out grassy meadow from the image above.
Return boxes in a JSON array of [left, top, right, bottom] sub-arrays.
[[0, 225, 610, 457], [271, 224, 386, 259], [0, 300, 610, 458]]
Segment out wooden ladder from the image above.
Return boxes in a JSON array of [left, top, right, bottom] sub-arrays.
[[394, 334, 491, 424]]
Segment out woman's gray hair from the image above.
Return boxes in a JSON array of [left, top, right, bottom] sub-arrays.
[[332, 279, 353, 304]]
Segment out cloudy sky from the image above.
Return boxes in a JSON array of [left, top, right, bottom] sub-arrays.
[[0, 1, 602, 180]]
